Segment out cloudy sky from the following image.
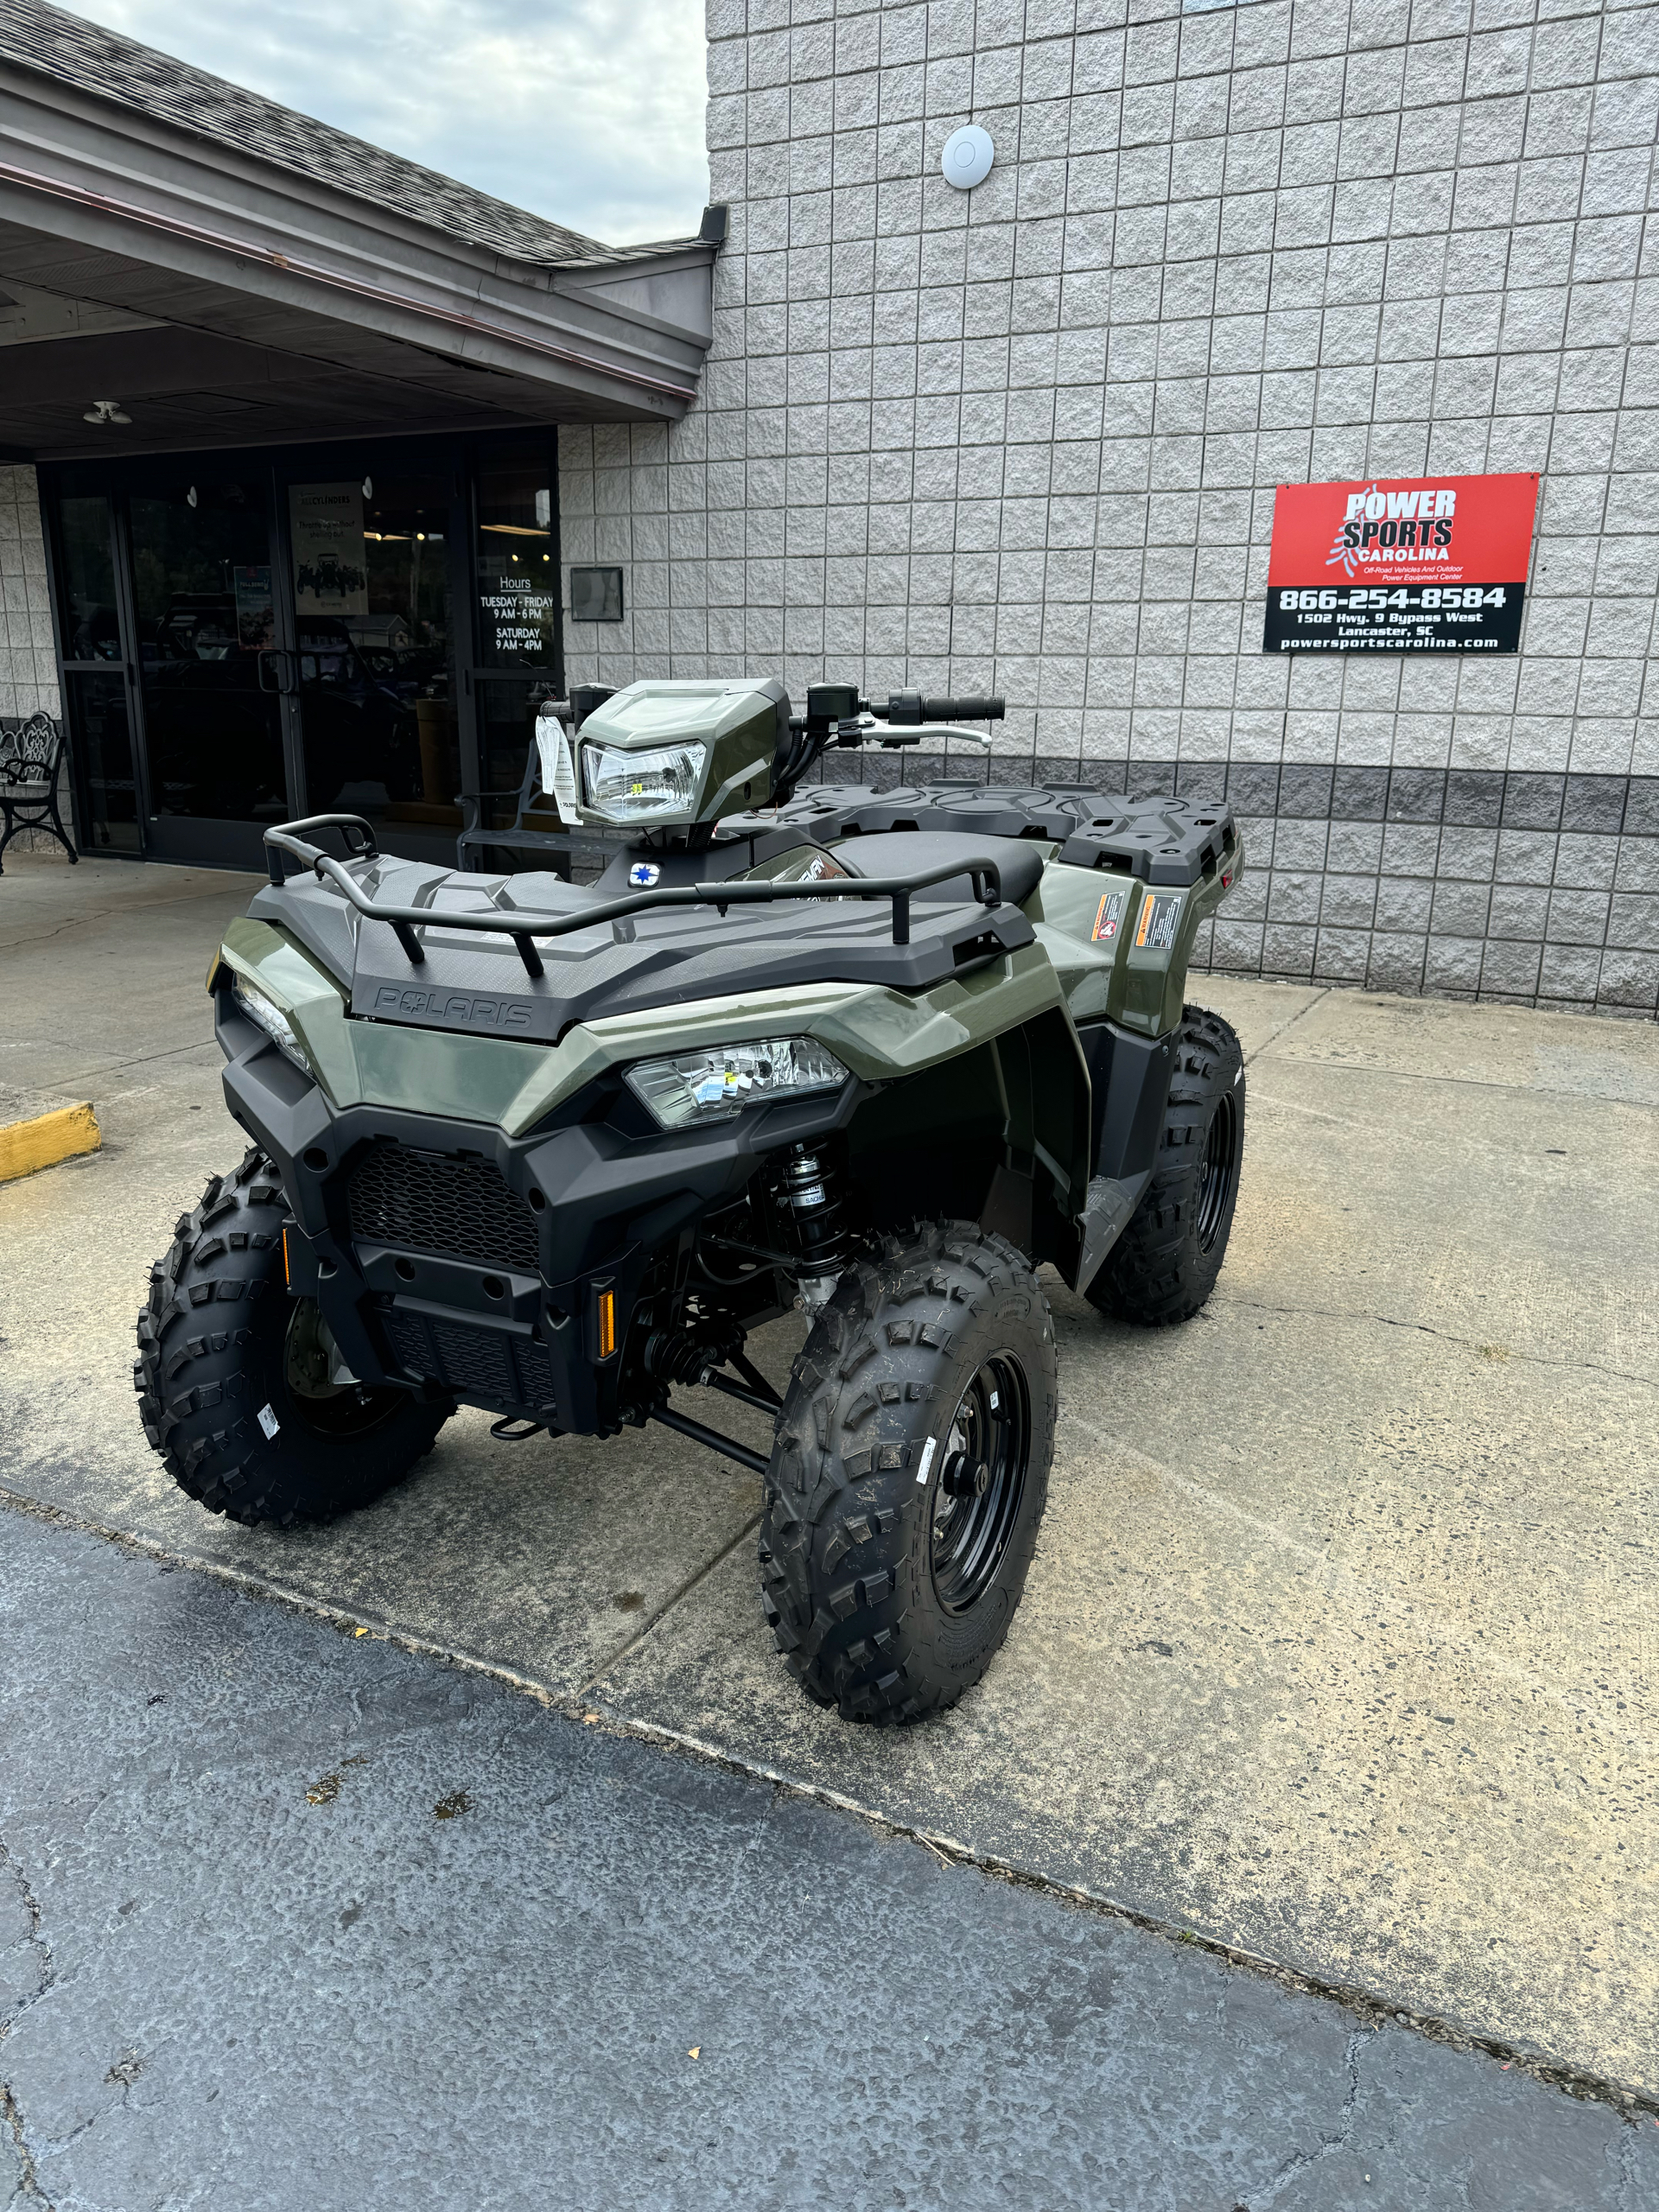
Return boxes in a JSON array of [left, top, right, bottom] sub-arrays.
[[66, 0, 710, 245]]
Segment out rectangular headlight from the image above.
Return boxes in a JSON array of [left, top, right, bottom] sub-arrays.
[[581, 740, 706, 823], [231, 974, 308, 1072], [625, 1036, 847, 1129]]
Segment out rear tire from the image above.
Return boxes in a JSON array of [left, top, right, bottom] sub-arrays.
[[135, 1148, 452, 1527], [759, 1222, 1056, 1725], [1088, 1003, 1244, 1326]]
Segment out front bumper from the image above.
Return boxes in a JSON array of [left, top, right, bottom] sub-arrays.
[[217, 999, 856, 1434]]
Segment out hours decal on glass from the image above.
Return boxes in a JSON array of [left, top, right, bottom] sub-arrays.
[[1263, 473, 1539, 653]]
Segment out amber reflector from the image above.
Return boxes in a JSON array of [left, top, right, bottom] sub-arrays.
[[597, 1290, 615, 1359]]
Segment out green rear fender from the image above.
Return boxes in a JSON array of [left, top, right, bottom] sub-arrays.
[[1027, 828, 1244, 1038]]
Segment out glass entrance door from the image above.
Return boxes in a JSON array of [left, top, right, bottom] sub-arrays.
[[128, 476, 292, 867], [466, 437, 563, 860], [284, 465, 460, 860], [52, 491, 143, 854]]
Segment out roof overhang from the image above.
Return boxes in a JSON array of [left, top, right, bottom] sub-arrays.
[[0, 60, 715, 458]]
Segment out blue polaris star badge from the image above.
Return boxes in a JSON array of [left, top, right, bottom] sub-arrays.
[[629, 861, 661, 887]]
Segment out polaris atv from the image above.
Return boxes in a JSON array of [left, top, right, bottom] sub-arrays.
[[136, 678, 1246, 1724]]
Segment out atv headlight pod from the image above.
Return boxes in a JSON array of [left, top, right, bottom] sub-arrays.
[[230, 972, 308, 1073], [625, 1036, 847, 1129], [580, 740, 706, 823]]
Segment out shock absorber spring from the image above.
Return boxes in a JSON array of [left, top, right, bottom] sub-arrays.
[[766, 1143, 849, 1307]]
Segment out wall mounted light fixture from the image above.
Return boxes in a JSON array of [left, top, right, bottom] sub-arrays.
[[941, 125, 994, 189]]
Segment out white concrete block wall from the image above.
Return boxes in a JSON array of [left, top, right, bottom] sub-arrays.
[[0, 464, 60, 721], [559, 0, 1659, 1013], [0, 462, 72, 857]]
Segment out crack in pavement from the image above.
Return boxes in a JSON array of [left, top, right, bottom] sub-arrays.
[[1057, 1404, 1659, 1750], [582, 1510, 764, 1695], [0, 1841, 56, 2210], [1255, 1047, 1659, 1114], [1255, 2026, 1367, 2206], [1248, 1078, 1659, 1189], [0, 1036, 219, 1092], [1234, 986, 1332, 1066], [1215, 1294, 1659, 1394], [0, 880, 262, 957]]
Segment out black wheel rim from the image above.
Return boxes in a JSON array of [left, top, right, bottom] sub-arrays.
[[929, 1355, 1031, 1617], [283, 1301, 405, 1440], [1197, 1090, 1240, 1254]]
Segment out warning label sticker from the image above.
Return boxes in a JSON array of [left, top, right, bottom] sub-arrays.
[[1135, 893, 1184, 952], [1091, 891, 1125, 943]]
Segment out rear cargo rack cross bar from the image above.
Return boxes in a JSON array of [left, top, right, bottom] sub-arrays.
[[263, 816, 1005, 976]]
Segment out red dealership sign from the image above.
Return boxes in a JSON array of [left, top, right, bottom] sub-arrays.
[[1263, 473, 1540, 652]]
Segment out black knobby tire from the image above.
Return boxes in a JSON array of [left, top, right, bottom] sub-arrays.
[[759, 1221, 1056, 1725], [1089, 1003, 1244, 1327], [134, 1147, 452, 1527]]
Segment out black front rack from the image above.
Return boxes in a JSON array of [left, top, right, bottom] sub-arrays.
[[263, 816, 1007, 981]]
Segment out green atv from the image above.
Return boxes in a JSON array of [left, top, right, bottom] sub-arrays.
[[136, 679, 1246, 1724]]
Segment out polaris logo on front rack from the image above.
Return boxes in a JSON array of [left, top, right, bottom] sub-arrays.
[[371, 985, 535, 1030]]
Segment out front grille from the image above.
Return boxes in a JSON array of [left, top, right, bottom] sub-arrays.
[[348, 1145, 539, 1274], [383, 1309, 557, 1414]]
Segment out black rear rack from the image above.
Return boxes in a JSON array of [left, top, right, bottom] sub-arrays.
[[263, 816, 1007, 980]]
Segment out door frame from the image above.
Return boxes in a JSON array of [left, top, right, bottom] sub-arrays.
[[38, 478, 154, 858]]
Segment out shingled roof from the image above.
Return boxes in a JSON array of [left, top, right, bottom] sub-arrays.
[[0, 0, 680, 268]]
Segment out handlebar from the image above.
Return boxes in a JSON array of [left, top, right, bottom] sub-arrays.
[[883, 691, 1005, 726]]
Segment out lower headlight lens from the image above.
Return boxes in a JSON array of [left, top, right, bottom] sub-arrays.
[[231, 974, 308, 1071], [625, 1036, 847, 1129], [581, 740, 706, 823]]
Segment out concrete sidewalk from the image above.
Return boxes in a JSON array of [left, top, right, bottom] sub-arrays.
[[3, 849, 1657, 2099]]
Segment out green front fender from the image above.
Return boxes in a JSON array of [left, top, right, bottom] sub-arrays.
[[215, 923, 1090, 1205]]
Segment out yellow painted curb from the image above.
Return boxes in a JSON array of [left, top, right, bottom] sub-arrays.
[[0, 1101, 101, 1183]]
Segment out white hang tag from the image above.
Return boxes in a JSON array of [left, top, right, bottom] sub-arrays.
[[534, 719, 563, 797], [544, 728, 581, 816]]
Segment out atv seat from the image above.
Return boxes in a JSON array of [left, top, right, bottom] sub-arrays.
[[830, 830, 1046, 908]]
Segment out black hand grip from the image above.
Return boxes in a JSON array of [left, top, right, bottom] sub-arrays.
[[883, 690, 1006, 726], [922, 695, 1004, 721]]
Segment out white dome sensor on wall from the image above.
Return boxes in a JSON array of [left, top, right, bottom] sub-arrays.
[[940, 124, 995, 190]]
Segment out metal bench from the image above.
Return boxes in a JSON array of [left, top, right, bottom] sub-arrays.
[[0, 712, 76, 872]]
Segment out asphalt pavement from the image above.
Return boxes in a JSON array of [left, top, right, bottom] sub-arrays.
[[3, 1503, 1655, 2212]]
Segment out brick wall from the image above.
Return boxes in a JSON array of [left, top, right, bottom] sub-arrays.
[[560, 0, 1659, 1013]]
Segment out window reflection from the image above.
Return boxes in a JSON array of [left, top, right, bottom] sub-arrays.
[[291, 471, 458, 826], [63, 669, 139, 851], [130, 481, 289, 822], [57, 494, 123, 661]]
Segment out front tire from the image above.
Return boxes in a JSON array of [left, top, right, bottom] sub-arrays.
[[1089, 1003, 1244, 1326], [134, 1148, 452, 1527], [760, 1222, 1056, 1725]]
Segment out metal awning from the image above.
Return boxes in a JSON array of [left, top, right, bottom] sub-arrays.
[[0, 0, 718, 456]]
